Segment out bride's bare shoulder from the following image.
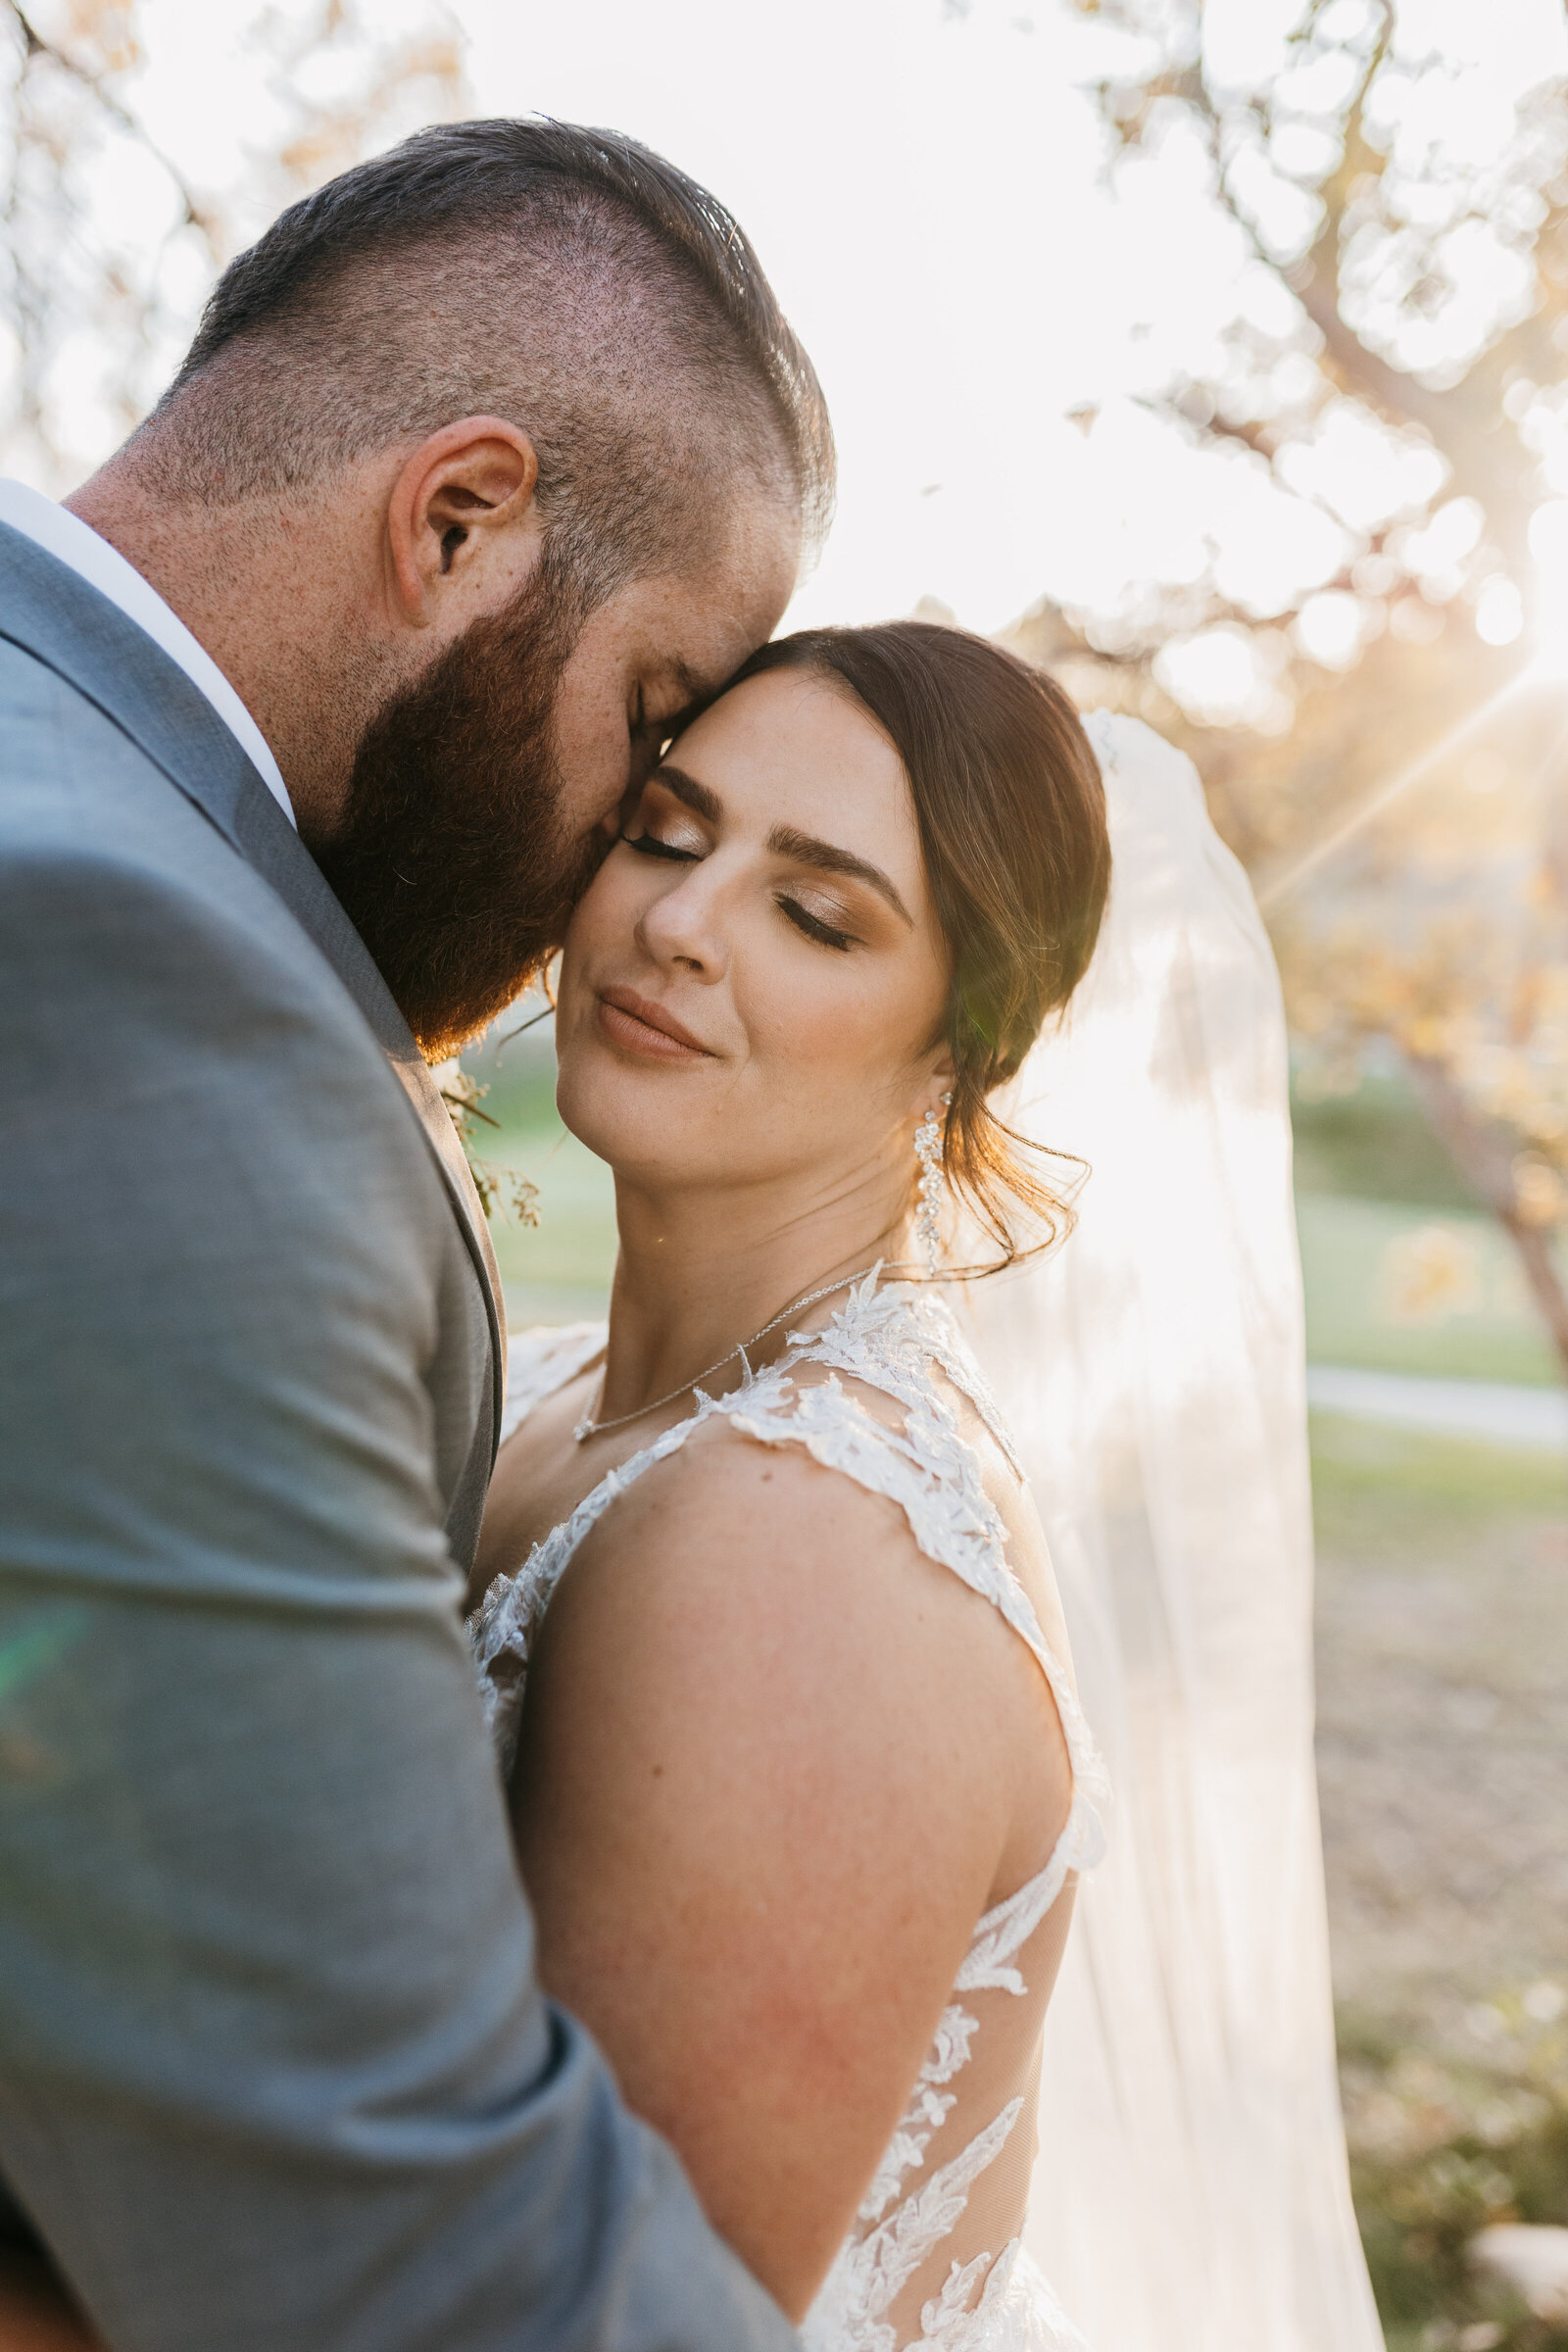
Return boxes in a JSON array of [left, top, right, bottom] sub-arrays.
[[508, 1401, 1038, 2320], [578, 1400, 966, 1607], [534, 1401, 1054, 1825]]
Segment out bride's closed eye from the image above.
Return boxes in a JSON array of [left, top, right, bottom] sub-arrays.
[[775, 895, 857, 952], [618, 824, 860, 952], [621, 828, 702, 863]]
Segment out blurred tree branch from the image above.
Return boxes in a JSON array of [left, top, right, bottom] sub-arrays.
[[1409, 1050, 1568, 1363], [1022, 0, 1568, 1374], [0, 0, 465, 486], [4, 1, 218, 235]]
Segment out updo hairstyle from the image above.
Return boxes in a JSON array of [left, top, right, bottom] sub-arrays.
[[730, 621, 1110, 1273]]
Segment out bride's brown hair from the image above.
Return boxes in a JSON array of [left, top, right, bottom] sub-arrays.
[[730, 620, 1110, 1272]]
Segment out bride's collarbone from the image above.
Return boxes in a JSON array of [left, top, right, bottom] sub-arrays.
[[473, 1372, 601, 1595], [475, 1367, 715, 1596], [480, 1339, 832, 1596]]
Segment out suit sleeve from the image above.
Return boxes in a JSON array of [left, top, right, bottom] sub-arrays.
[[0, 836, 797, 2352]]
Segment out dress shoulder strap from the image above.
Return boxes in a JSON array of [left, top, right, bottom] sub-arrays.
[[719, 1279, 1109, 1813], [475, 1281, 1108, 1829]]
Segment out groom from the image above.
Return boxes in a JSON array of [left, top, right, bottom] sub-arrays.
[[0, 121, 827, 2349]]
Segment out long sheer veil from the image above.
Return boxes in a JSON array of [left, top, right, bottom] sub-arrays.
[[963, 713, 1385, 2352]]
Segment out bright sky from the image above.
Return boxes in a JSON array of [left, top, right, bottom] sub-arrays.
[[459, 0, 1129, 633], [19, 0, 1568, 659]]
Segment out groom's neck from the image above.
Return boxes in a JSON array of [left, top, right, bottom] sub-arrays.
[[66, 457, 395, 841]]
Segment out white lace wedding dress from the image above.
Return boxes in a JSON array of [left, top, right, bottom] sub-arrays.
[[470, 1275, 1106, 2352]]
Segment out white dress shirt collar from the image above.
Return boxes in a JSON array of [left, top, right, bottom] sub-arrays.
[[0, 478, 296, 828]]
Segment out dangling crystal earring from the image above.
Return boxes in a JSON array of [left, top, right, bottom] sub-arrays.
[[914, 1102, 947, 1278]]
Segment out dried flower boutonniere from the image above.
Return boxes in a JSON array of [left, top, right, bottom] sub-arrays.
[[439, 1068, 541, 1227]]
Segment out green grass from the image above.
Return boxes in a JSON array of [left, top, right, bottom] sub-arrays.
[[1292, 1065, 1562, 1385], [463, 1025, 560, 1134], [485, 1122, 615, 1320], [1309, 1411, 1568, 1556], [1311, 1409, 1568, 1517], [1291, 1071, 1481, 1212], [1298, 1193, 1560, 1388], [1313, 1413, 1568, 2352], [1339, 1986, 1568, 2352], [459, 1030, 616, 1322]]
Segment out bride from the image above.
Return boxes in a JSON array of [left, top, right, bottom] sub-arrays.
[[469, 619, 1112, 2350]]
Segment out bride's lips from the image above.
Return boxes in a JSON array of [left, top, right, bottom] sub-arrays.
[[596, 985, 714, 1062]]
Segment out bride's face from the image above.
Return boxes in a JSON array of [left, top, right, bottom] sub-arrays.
[[554, 666, 954, 1200]]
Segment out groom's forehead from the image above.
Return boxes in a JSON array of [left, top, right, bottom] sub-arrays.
[[614, 530, 799, 691]]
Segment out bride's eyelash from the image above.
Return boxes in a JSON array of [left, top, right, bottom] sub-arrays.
[[777, 895, 856, 952], [620, 830, 701, 863], [620, 829, 857, 950]]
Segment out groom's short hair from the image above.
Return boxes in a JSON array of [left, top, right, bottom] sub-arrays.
[[139, 119, 833, 594]]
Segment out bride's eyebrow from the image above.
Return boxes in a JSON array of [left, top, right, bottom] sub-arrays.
[[653, 766, 912, 926], [766, 823, 912, 926], [651, 763, 722, 823]]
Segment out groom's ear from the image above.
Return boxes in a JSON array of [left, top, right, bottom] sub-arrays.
[[385, 416, 543, 629]]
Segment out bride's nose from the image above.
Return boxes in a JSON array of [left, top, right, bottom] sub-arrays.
[[634, 866, 730, 981]]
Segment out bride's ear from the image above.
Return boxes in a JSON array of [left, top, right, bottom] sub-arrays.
[[385, 417, 543, 628], [913, 1054, 956, 1128]]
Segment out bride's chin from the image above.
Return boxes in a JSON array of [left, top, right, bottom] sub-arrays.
[[556, 1061, 691, 1172]]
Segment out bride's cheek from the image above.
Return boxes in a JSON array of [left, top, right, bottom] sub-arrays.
[[568, 864, 640, 962], [774, 1002, 870, 1100]]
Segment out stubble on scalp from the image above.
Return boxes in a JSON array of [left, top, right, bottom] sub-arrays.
[[131, 190, 805, 596]]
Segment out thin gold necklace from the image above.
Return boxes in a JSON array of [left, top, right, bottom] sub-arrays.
[[572, 1262, 886, 1445]]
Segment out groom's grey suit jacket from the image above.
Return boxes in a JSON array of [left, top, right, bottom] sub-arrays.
[[0, 525, 793, 2352]]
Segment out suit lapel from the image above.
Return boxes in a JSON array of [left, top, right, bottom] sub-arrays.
[[0, 520, 507, 1446], [228, 791, 510, 1417]]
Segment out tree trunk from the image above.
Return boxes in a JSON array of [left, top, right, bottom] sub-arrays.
[[1404, 1053, 1568, 1380]]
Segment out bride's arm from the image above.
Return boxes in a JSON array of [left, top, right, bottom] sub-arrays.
[[507, 1424, 1057, 2321]]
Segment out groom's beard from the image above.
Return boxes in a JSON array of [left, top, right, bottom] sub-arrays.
[[315, 567, 597, 1061]]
